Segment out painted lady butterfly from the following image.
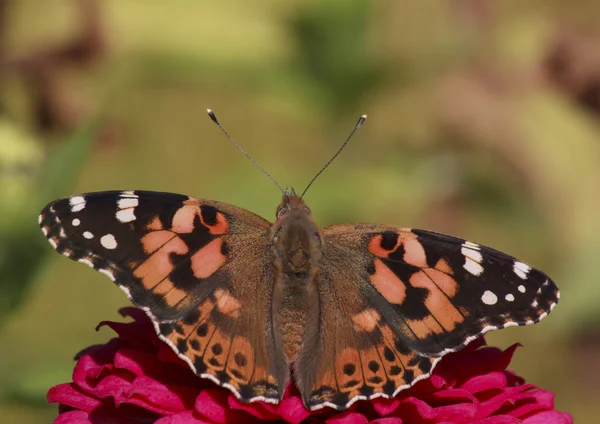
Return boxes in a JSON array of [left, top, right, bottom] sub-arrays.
[[39, 113, 559, 411]]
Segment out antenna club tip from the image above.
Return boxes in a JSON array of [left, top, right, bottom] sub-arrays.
[[207, 109, 219, 124], [356, 114, 367, 128]]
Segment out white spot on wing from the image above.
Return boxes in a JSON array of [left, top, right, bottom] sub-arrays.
[[121, 190, 138, 198], [72, 218, 81, 226], [118, 197, 138, 209], [461, 246, 483, 263], [83, 231, 94, 239], [464, 241, 480, 250], [518, 285, 526, 293], [116, 208, 136, 223], [100, 234, 117, 249], [505, 293, 515, 302], [481, 290, 498, 305], [513, 261, 531, 279], [69, 196, 86, 212], [48, 238, 57, 248], [462, 243, 484, 275], [38, 214, 43, 225], [464, 258, 484, 276], [41, 227, 48, 236]]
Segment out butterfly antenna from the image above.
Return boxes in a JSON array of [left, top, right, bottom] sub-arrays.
[[207, 109, 286, 195], [300, 114, 367, 199]]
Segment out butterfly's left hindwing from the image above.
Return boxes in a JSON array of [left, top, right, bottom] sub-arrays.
[[39, 190, 289, 404]]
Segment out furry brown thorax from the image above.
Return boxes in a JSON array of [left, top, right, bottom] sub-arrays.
[[271, 191, 322, 362]]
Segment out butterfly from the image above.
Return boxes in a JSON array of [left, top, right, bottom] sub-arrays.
[[39, 113, 559, 411]]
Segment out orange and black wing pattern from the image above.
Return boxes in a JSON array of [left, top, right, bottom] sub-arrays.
[[298, 224, 559, 410], [39, 190, 288, 404]]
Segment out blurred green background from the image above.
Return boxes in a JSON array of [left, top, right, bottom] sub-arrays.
[[1, 0, 599, 422]]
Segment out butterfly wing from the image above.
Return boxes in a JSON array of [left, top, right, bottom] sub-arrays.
[[39, 190, 288, 404], [296, 224, 559, 410]]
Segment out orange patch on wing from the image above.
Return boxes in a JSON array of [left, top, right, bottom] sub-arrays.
[[174, 202, 230, 235], [135, 232, 189, 289], [409, 270, 464, 332], [378, 324, 420, 370], [422, 268, 458, 297], [370, 259, 407, 305], [214, 288, 241, 318], [352, 309, 381, 332], [226, 336, 254, 383], [171, 206, 201, 234], [204, 329, 232, 371], [146, 216, 164, 231], [435, 258, 453, 274], [406, 316, 444, 338], [336, 347, 362, 389], [360, 347, 386, 389], [368, 234, 398, 258], [205, 211, 229, 235], [141, 230, 178, 254], [190, 238, 226, 278], [402, 238, 428, 268]]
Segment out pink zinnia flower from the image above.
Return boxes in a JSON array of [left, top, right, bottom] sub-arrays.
[[48, 307, 572, 423]]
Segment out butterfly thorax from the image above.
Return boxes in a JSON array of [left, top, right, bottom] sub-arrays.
[[271, 193, 322, 362]]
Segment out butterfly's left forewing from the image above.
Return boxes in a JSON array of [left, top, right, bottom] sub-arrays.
[[297, 223, 559, 410], [39, 190, 288, 404]]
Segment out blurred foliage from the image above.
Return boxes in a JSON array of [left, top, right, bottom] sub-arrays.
[[0, 121, 95, 326], [0, 0, 599, 422]]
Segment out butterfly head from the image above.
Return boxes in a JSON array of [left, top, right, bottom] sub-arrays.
[[276, 188, 311, 218]]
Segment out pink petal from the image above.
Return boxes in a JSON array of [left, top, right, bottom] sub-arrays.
[[95, 320, 154, 352], [472, 416, 521, 424], [155, 411, 211, 423], [279, 396, 314, 424], [426, 387, 478, 403], [395, 397, 437, 421], [116, 376, 196, 414], [55, 410, 93, 424], [430, 402, 477, 421], [118, 307, 150, 323], [55, 409, 144, 424], [325, 411, 369, 424], [195, 389, 258, 423], [523, 411, 573, 424], [371, 397, 401, 416], [47, 383, 103, 411], [504, 389, 555, 418], [370, 418, 403, 424], [460, 372, 508, 396]]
